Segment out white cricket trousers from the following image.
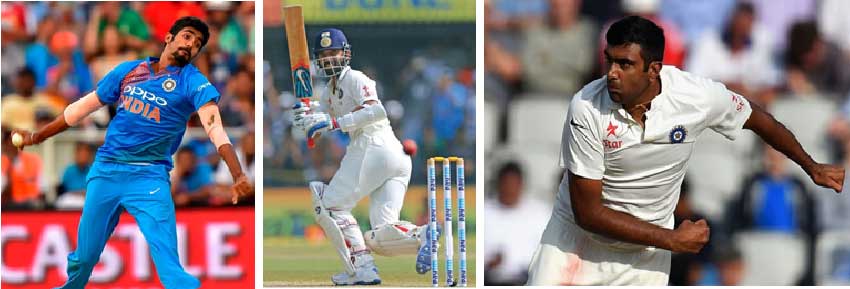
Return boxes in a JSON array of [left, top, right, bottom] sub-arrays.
[[526, 214, 671, 285], [321, 127, 412, 228]]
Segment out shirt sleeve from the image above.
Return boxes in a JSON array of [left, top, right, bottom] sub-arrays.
[[705, 81, 753, 140], [353, 72, 379, 105], [561, 93, 604, 180], [189, 73, 220, 111], [95, 61, 137, 104]]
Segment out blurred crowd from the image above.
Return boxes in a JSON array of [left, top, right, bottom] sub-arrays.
[[1, 2, 256, 210], [485, 0, 850, 285], [263, 24, 476, 186]]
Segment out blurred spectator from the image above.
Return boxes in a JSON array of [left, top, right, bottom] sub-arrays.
[[84, 3, 140, 82], [1, 129, 45, 210], [171, 147, 213, 207], [520, 0, 597, 97], [142, 2, 205, 43], [484, 0, 523, 106], [686, 1, 778, 106], [659, 0, 736, 46], [431, 72, 468, 151], [727, 144, 817, 285], [1, 68, 64, 130], [749, 0, 815, 52], [214, 131, 255, 205], [708, 243, 745, 285], [784, 20, 850, 98], [484, 162, 550, 285], [55, 142, 95, 210], [46, 30, 94, 102], [818, 0, 850, 54]]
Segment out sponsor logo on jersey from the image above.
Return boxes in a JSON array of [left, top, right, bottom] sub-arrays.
[[119, 85, 167, 123]]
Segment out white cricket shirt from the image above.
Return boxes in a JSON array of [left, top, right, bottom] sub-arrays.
[[554, 65, 752, 247]]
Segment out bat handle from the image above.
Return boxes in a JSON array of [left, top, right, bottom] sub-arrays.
[[301, 98, 317, 149]]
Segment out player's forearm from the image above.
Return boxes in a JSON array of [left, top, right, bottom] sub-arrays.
[[573, 204, 675, 251], [744, 102, 817, 174], [31, 115, 71, 144], [217, 143, 246, 180], [568, 172, 675, 250], [336, 101, 386, 133]]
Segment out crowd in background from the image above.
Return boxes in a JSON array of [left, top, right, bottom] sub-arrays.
[[1, 1, 256, 210], [485, 0, 850, 285]]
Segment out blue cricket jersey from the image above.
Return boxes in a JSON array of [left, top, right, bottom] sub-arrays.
[[94, 57, 220, 170]]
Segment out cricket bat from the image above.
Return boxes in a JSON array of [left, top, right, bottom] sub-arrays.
[[283, 5, 316, 148]]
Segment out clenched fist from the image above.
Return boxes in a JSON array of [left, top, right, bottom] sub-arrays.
[[231, 174, 254, 204], [670, 219, 710, 253]]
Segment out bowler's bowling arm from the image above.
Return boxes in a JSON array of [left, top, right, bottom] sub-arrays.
[[569, 171, 678, 251], [23, 91, 105, 145], [197, 102, 254, 203]]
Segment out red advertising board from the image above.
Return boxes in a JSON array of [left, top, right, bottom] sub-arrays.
[[1, 207, 254, 289]]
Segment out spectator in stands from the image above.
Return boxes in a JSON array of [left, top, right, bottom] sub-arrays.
[[659, 0, 736, 46], [84, 3, 139, 82], [521, 0, 597, 97], [686, 1, 778, 106], [1, 128, 45, 210], [1, 68, 63, 131], [784, 20, 850, 99], [484, 162, 550, 285], [55, 142, 95, 210], [818, 0, 850, 54], [46, 30, 94, 102], [727, 144, 817, 285], [749, 0, 816, 52], [711, 243, 745, 285], [214, 131, 254, 205], [431, 71, 468, 151], [171, 147, 214, 207]]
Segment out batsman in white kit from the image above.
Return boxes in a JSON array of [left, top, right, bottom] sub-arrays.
[[292, 28, 435, 285], [527, 16, 845, 285]]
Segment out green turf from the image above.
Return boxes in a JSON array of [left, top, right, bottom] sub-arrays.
[[263, 236, 476, 287]]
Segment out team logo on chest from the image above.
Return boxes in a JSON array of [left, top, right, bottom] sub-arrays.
[[669, 125, 687, 143], [162, 78, 177, 92]]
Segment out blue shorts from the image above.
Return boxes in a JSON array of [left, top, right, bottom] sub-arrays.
[[56, 161, 199, 289]]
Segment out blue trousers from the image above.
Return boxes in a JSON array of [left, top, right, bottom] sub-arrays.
[[56, 161, 199, 289]]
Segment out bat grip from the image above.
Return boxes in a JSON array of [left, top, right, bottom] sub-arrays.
[[301, 98, 316, 149]]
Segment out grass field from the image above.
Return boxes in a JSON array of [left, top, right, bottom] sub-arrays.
[[263, 186, 477, 287]]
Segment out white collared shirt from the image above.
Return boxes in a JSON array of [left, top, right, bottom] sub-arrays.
[[320, 67, 391, 137], [555, 65, 753, 237]]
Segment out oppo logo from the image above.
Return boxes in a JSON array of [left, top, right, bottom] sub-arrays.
[[123, 85, 168, 106]]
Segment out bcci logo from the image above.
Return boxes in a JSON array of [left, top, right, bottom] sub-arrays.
[[320, 31, 332, 47], [162, 78, 177, 92], [293, 67, 313, 98], [669, 125, 687, 143]]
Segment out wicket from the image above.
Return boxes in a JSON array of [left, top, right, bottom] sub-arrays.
[[427, 156, 466, 287]]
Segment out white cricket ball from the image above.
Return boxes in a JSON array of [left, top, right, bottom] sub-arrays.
[[11, 133, 23, 147]]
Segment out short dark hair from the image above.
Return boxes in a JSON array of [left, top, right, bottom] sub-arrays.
[[17, 67, 35, 79], [606, 16, 665, 70], [497, 161, 523, 180], [168, 16, 210, 48]]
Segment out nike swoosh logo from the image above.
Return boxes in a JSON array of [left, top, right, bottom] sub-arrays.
[[149, 188, 161, 195], [570, 118, 585, 129]]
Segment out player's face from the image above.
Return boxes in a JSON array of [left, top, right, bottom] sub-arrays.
[[604, 43, 654, 104], [316, 49, 346, 76], [166, 27, 204, 67]]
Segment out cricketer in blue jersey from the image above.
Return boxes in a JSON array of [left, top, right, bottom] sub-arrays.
[[11, 16, 253, 289]]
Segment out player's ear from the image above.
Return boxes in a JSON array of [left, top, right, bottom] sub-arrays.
[[647, 61, 662, 81], [165, 33, 173, 44]]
